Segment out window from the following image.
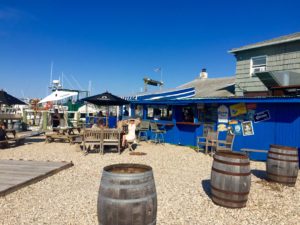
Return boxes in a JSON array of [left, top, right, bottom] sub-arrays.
[[182, 106, 194, 122], [250, 55, 267, 76], [134, 105, 143, 118], [146, 105, 172, 121]]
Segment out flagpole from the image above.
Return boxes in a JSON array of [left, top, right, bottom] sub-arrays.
[[160, 68, 163, 90]]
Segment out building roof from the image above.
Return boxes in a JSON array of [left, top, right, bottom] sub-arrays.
[[229, 32, 300, 53], [132, 96, 300, 105], [178, 76, 235, 97]]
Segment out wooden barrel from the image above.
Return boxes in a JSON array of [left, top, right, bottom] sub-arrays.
[[210, 151, 251, 208], [267, 144, 299, 186], [98, 163, 157, 225]]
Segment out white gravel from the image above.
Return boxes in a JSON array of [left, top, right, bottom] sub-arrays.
[[0, 137, 299, 225]]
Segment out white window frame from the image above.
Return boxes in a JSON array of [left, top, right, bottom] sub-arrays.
[[250, 55, 267, 77]]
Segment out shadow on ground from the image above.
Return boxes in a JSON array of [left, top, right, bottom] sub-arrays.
[[201, 179, 212, 199], [251, 169, 267, 180], [25, 138, 45, 144]]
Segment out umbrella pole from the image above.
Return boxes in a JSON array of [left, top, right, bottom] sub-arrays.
[[106, 105, 109, 128]]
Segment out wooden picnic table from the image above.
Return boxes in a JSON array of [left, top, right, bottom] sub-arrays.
[[53, 127, 81, 135], [46, 127, 82, 144], [45, 133, 82, 144], [0, 129, 26, 148]]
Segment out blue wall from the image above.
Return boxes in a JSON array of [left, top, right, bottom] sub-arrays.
[[130, 101, 300, 161]]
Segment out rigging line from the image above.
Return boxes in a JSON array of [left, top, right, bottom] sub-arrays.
[[71, 75, 83, 91], [63, 73, 75, 90]]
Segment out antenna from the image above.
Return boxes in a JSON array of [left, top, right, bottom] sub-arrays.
[[154, 67, 163, 90], [88, 80, 92, 96], [61, 72, 64, 88], [50, 61, 53, 86], [21, 90, 25, 98]]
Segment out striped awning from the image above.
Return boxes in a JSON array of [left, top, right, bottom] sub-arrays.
[[123, 87, 195, 101]]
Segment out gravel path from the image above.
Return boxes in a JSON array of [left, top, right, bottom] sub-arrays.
[[0, 138, 299, 225]]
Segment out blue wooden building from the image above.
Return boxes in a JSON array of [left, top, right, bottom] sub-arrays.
[[129, 96, 300, 161]]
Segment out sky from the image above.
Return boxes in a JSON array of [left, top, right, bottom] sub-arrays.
[[1, 0, 300, 99]]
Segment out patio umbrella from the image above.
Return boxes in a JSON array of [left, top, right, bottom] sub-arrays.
[[81, 91, 129, 106], [81, 91, 129, 126], [0, 90, 27, 106]]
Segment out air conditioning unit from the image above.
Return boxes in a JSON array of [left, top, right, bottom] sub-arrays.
[[253, 66, 266, 73]]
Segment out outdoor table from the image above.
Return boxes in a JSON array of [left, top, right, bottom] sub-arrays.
[[240, 148, 268, 157], [53, 127, 81, 135], [47, 127, 82, 144]]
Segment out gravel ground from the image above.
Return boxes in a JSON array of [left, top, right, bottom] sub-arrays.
[[0, 137, 299, 225]]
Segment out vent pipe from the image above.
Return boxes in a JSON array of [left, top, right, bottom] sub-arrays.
[[199, 68, 208, 79]]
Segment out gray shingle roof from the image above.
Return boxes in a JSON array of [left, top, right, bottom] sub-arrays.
[[178, 76, 235, 97], [229, 32, 300, 53]]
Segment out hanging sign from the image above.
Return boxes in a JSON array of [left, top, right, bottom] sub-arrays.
[[254, 110, 271, 123], [230, 103, 247, 117], [217, 105, 229, 123], [242, 121, 254, 136]]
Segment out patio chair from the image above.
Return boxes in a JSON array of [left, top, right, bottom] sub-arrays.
[[216, 132, 235, 152], [197, 130, 219, 155], [137, 120, 150, 142], [206, 131, 219, 155], [150, 122, 166, 144]]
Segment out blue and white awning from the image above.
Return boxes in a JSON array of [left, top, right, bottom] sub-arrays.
[[123, 87, 195, 101]]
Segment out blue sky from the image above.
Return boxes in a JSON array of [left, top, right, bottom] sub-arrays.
[[1, 0, 300, 98]]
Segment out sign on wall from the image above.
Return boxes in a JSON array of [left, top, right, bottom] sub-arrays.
[[254, 110, 271, 123], [217, 123, 228, 132], [231, 123, 242, 135], [217, 105, 229, 123], [230, 103, 247, 117], [242, 121, 254, 136]]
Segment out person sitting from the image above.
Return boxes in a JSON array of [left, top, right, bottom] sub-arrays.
[[92, 119, 105, 129], [122, 118, 140, 148], [0, 122, 8, 148], [98, 111, 104, 118]]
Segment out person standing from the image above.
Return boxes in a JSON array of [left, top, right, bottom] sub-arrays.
[[52, 109, 61, 130]]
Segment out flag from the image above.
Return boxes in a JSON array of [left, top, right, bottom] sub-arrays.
[[154, 67, 161, 73]]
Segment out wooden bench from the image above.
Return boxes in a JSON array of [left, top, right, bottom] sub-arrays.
[[240, 148, 268, 157], [102, 129, 121, 154], [0, 137, 26, 149], [82, 129, 102, 154]]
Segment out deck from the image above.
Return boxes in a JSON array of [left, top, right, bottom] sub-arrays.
[[0, 159, 73, 197]]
